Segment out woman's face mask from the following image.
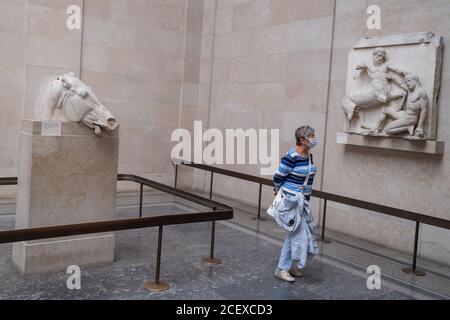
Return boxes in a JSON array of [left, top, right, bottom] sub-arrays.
[[306, 137, 318, 149]]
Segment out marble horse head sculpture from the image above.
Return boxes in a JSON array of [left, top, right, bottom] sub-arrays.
[[34, 73, 118, 136]]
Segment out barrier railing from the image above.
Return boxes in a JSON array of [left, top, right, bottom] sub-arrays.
[[0, 175, 233, 292], [173, 160, 450, 277]]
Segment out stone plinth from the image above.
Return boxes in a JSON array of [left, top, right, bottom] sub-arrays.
[[12, 120, 119, 274], [337, 132, 445, 155]]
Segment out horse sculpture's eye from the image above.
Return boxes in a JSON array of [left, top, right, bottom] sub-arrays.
[[57, 77, 60, 80]]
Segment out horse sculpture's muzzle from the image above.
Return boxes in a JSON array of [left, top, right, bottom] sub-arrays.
[[92, 117, 118, 136], [83, 105, 118, 137]]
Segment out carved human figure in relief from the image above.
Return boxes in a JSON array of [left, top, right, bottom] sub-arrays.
[[34, 73, 118, 137], [371, 74, 428, 138], [342, 47, 408, 125]]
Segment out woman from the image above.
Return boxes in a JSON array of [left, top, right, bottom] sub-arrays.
[[273, 126, 320, 282]]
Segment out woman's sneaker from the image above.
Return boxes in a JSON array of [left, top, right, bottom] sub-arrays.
[[289, 268, 303, 277], [274, 269, 295, 282]]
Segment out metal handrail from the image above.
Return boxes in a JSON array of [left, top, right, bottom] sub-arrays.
[[0, 211, 231, 244], [0, 177, 17, 186], [118, 174, 230, 211], [174, 160, 450, 277], [0, 174, 233, 291], [178, 162, 450, 230]]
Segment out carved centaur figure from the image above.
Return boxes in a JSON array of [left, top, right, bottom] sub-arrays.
[[34, 73, 118, 136], [342, 48, 408, 127]]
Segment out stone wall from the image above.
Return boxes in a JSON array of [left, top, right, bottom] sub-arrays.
[[81, 0, 187, 184], [177, 0, 450, 267], [323, 0, 450, 266], [0, 0, 449, 265], [178, 0, 333, 216], [0, 0, 28, 180], [0, 0, 83, 198], [0, 0, 188, 193]]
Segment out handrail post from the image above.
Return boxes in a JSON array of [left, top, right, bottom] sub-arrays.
[[144, 226, 171, 291], [139, 183, 143, 218], [402, 221, 426, 276], [210, 220, 216, 258], [202, 208, 223, 265], [198, 167, 224, 265], [252, 183, 266, 221], [209, 171, 214, 200], [318, 199, 331, 244], [174, 164, 178, 189]]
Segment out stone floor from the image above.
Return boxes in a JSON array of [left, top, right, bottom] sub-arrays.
[[0, 191, 449, 300]]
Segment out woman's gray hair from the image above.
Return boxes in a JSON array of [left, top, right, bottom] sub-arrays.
[[295, 126, 315, 145]]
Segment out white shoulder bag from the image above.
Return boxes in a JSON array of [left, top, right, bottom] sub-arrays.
[[266, 189, 284, 217]]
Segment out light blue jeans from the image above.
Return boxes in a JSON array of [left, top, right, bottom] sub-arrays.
[[277, 232, 295, 271]]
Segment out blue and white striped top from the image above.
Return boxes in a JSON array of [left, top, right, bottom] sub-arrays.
[[273, 147, 317, 200]]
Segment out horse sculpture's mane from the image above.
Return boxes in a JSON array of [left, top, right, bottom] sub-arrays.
[[34, 75, 66, 121]]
